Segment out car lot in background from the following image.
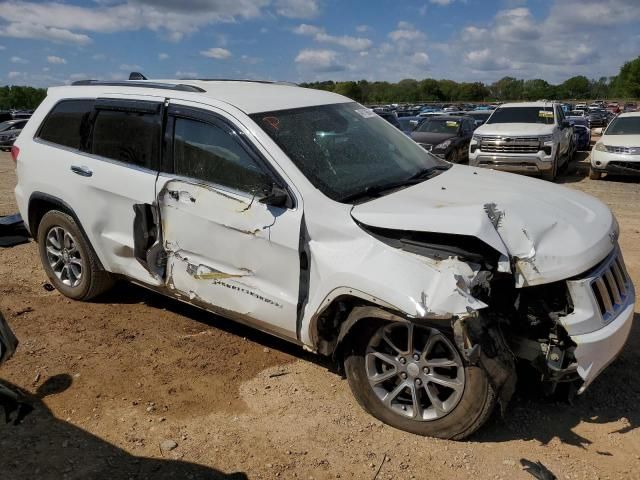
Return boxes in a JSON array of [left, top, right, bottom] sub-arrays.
[[0, 119, 29, 151], [410, 115, 475, 162], [590, 112, 640, 179], [465, 110, 493, 128]]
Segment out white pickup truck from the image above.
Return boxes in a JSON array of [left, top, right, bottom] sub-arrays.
[[469, 102, 574, 180]]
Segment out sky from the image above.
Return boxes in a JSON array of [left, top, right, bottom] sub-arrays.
[[0, 0, 639, 88]]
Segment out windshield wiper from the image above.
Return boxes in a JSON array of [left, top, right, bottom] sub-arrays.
[[341, 164, 451, 203]]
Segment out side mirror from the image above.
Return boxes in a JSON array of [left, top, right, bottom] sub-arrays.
[[259, 184, 292, 209]]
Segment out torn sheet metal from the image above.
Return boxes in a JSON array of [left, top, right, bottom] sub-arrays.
[[411, 257, 488, 319], [351, 164, 616, 287], [157, 178, 302, 335]]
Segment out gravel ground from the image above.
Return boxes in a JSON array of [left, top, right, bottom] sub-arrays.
[[1, 144, 639, 480]]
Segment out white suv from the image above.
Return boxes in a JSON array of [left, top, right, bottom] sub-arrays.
[[12, 79, 635, 439], [469, 101, 574, 180], [590, 112, 640, 179]]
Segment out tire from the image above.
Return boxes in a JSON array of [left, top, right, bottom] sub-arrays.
[[542, 154, 558, 182], [344, 320, 496, 440], [37, 210, 114, 301], [589, 169, 602, 180]]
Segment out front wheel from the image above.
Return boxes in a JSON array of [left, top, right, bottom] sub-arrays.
[[344, 321, 496, 440], [542, 155, 558, 181]]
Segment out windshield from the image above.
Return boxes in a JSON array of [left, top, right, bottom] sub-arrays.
[[605, 117, 640, 135], [486, 107, 555, 125], [417, 119, 460, 134], [251, 102, 448, 203]]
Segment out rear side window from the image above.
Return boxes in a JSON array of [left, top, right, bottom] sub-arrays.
[[173, 117, 271, 195], [38, 99, 94, 150], [92, 109, 160, 169]]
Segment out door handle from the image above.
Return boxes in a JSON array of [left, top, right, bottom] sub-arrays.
[[71, 165, 93, 177]]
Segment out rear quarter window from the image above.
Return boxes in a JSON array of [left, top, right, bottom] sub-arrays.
[[38, 99, 94, 150]]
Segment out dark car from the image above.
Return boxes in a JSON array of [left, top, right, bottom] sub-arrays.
[[374, 109, 402, 130], [0, 119, 28, 150], [568, 118, 591, 150], [397, 115, 425, 134], [465, 110, 493, 128], [588, 109, 608, 128], [410, 115, 475, 163], [624, 103, 637, 113]]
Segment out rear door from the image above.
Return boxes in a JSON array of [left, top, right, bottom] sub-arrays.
[[38, 96, 165, 286], [155, 102, 303, 339]]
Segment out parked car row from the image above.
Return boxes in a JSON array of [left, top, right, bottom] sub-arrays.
[[590, 112, 640, 180], [0, 110, 32, 151]]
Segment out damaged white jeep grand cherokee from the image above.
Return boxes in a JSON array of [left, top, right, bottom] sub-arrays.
[[13, 78, 634, 440]]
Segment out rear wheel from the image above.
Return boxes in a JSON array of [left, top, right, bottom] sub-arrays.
[[589, 169, 602, 180], [37, 210, 114, 301], [344, 321, 496, 440]]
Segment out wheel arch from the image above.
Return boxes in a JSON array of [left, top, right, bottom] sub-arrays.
[[27, 192, 106, 270]]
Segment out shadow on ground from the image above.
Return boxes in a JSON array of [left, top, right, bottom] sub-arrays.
[[473, 314, 640, 449], [0, 374, 248, 480]]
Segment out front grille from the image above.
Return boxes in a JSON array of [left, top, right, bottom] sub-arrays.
[[605, 145, 640, 155], [479, 136, 541, 154], [590, 251, 631, 325], [609, 161, 640, 171]]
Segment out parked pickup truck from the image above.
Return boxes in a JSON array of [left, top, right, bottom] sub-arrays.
[[469, 102, 574, 181]]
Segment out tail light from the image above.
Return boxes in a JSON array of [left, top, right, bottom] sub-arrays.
[[10, 145, 19, 163]]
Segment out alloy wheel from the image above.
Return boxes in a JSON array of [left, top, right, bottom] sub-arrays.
[[45, 226, 83, 288], [365, 322, 465, 421]]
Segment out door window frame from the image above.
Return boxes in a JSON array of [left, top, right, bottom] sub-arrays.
[[163, 104, 296, 208]]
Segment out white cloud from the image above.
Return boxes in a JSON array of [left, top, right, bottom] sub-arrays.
[[92, 53, 106, 61], [158, 52, 169, 60], [388, 22, 426, 42], [0, 0, 270, 44], [355, 25, 370, 33], [275, 0, 320, 18], [47, 55, 67, 64], [464, 49, 513, 71], [8, 71, 22, 79], [241, 55, 262, 65], [430, 0, 454, 5], [175, 70, 198, 79], [42, 67, 50, 72], [295, 48, 346, 72], [10, 56, 29, 64], [294, 23, 372, 51], [410, 52, 430, 67], [119, 63, 142, 71], [200, 47, 232, 59], [0, 45, 5, 50], [0, 22, 91, 45]]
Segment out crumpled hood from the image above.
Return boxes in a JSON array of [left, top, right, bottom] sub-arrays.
[[475, 123, 555, 137], [351, 165, 617, 287]]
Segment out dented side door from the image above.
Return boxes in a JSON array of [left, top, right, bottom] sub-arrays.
[[156, 103, 303, 339]]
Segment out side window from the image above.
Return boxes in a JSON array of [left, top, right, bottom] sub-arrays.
[[173, 117, 272, 195], [92, 108, 160, 168], [38, 99, 94, 150]]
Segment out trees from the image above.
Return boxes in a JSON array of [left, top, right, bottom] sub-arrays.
[[0, 86, 47, 110], [610, 57, 640, 98], [557, 75, 591, 99]]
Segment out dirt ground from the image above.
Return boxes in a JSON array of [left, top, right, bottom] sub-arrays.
[[1, 143, 639, 480]]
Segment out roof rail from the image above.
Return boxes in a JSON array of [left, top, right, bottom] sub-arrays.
[[180, 78, 298, 87], [70, 79, 206, 93]]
